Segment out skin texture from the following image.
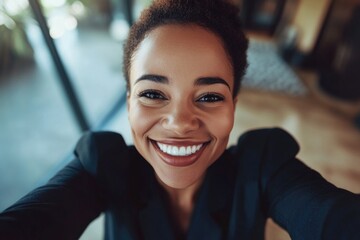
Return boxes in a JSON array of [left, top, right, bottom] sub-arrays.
[[127, 24, 237, 230]]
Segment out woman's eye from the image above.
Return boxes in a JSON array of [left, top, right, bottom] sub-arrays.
[[138, 90, 166, 100], [197, 93, 224, 103]]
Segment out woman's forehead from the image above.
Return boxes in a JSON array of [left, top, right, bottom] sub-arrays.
[[140, 24, 227, 55], [130, 24, 234, 87]]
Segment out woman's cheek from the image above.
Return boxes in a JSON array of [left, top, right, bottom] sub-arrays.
[[131, 103, 165, 138], [212, 112, 234, 142], [129, 103, 153, 136], [211, 107, 235, 139]]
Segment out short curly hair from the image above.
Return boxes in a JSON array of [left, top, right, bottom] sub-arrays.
[[123, 0, 248, 97]]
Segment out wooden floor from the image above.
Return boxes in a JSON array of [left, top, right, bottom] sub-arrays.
[[229, 68, 360, 239]]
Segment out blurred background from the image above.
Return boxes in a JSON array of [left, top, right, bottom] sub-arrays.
[[0, 0, 359, 239]]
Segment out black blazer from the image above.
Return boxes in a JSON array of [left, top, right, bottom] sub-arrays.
[[0, 128, 359, 239]]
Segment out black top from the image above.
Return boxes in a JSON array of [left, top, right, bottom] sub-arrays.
[[0, 128, 359, 240]]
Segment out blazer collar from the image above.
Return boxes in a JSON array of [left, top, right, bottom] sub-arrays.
[[138, 183, 176, 240], [133, 154, 176, 240], [135, 151, 234, 240], [187, 160, 233, 240]]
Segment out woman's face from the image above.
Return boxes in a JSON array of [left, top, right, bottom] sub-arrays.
[[128, 24, 236, 189]]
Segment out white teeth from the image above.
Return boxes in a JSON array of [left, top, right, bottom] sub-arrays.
[[179, 146, 186, 155], [171, 146, 178, 155], [186, 146, 191, 155], [191, 145, 196, 153], [156, 142, 204, 156]]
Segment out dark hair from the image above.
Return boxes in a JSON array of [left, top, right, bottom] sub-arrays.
[[123, 0, 248, 97]]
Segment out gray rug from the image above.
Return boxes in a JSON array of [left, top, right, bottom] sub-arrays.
[[242, 39, 307, 95]]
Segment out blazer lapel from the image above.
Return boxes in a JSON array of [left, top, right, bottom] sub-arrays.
[[187, 206, 222, 240], [137, 173, 176, 240], [188, 155, 234, 240], [225, 137, 266, 240], [138, 193, 175, 240]]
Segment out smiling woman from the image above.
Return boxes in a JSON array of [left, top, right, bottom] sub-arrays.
[[128, 24, 235, 192], [1, 0, 360, 239]]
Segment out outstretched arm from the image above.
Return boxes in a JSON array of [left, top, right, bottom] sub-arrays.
[[0, 131, 130, 239], [262, 128, 360, 240], [0, 158, 106, 240]]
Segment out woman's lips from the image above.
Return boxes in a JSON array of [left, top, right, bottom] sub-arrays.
[[150, 140, 208, 167], [157, 142, 203, 156]]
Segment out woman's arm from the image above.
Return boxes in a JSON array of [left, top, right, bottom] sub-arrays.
[[262, 128, 360, 240], [0, 158, 106, 239], [0, 131, 129, 239]]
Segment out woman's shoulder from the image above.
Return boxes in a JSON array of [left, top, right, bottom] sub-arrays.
[[230, 127, 299, 158], [74, 131, 148, 199], [225, 128, 300, 183], [75, 131, 127, 152], [74, 131, 129, 176], [73, 131, 146, 182], [236, 127, 298, 146]]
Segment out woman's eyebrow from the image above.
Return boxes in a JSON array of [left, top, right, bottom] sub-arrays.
[[195, 77, 230, 90], [135, 74, 168, 84]]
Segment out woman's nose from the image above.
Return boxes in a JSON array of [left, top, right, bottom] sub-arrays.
[[161, 101, 200, 135]]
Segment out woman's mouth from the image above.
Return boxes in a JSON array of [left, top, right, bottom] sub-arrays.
[[150, 139, 208, 167], [156, 142, 203, 156]]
